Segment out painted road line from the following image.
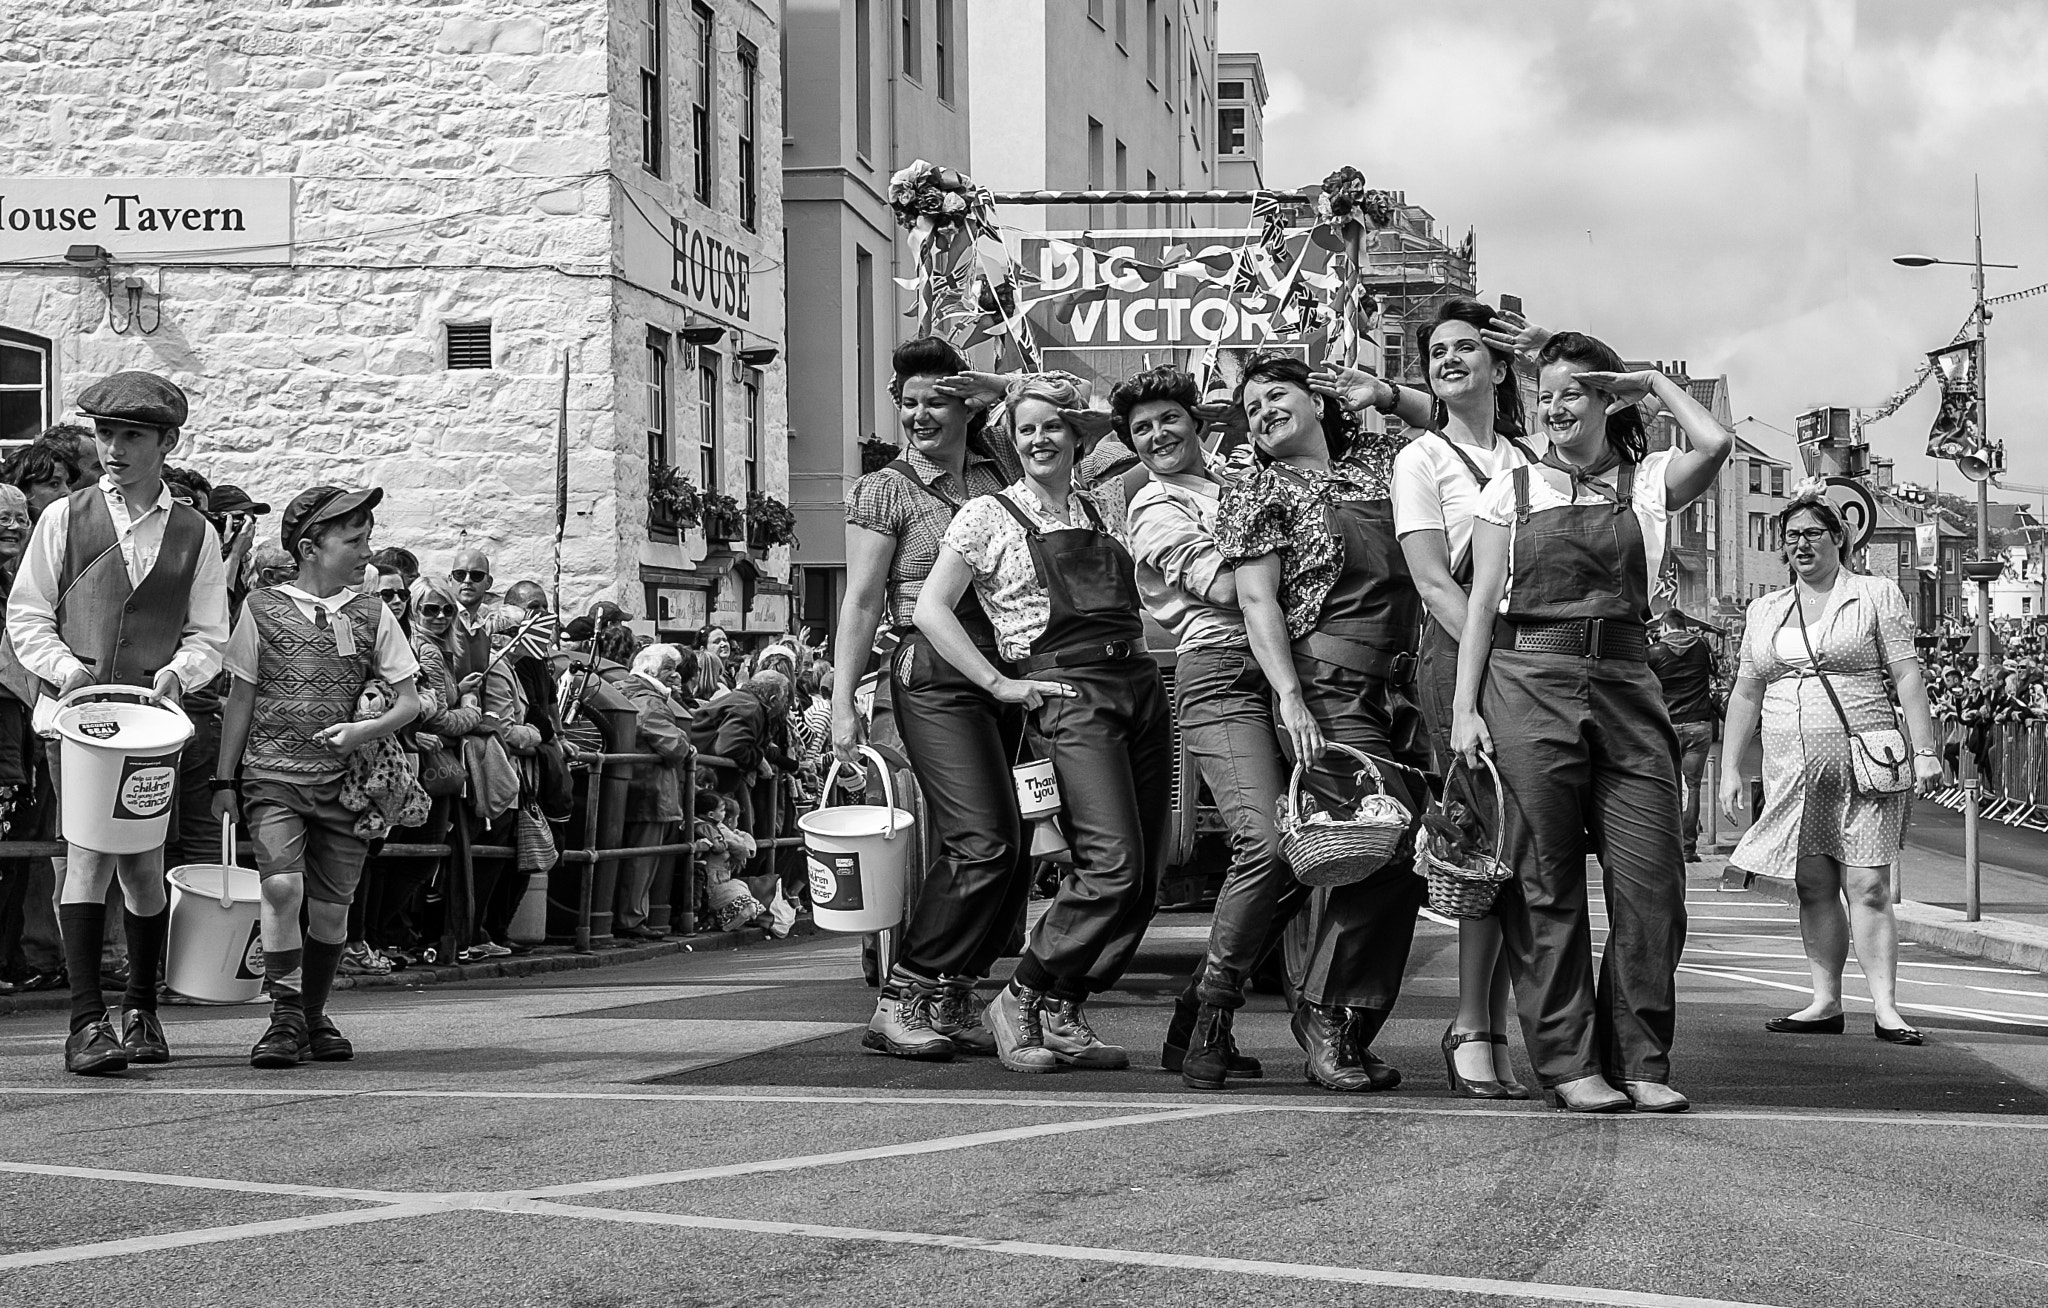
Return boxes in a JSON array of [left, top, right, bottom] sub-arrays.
[[0, 1160, 413, 1203], [501, 1198, 1796, 1308], [518, 1104, 1256, 1198], [0, 1203, 439, 1271], [1676, 964, 2048, 1025], [7, 1085, 2048, 1133]]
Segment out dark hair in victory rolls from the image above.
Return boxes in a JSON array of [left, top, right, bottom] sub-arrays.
[[1417, 298, 1528, 443], [1108, 365, 1201, 434], [1233, 351, 1359, 464], [1535, 330, 1646, 463], [887, 335, 989, 447]]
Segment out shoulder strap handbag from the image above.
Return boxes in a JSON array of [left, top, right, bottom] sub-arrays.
[[1789, 590, 1911, 797]]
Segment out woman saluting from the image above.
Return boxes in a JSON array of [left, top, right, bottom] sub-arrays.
[[1451, 332, 1731, 1113], [916, 373, 1174, 1075], [832, 338, 1028, 1064]]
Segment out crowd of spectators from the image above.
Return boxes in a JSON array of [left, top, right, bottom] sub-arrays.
[[0, 421, 842, 996]]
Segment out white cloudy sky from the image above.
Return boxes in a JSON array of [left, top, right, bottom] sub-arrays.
[[1220, 0, 2048, 493]]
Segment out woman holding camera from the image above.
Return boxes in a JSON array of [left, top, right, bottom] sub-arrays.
[[1721, 489, 1943, 1044]]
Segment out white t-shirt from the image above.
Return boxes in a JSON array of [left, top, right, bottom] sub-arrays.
[[1474, 449, 1678, 614], [1392, 431, 1535, 573]]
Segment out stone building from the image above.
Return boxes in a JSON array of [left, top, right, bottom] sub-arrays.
[[0, 0, 789, 637]]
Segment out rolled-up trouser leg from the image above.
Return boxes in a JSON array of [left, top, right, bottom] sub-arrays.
[[1281, 658, 1430, 1011], [892, 636, 1028, 983], [1017, 661, 1172, 999], [1175, 647, 1289, 1009]]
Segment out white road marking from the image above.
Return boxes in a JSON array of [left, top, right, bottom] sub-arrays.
[[1676, 964, 2048, 1026], [0, 1204, 440, 1270], [500, 1198, 1797, 1308], [517, 1104, 1254, 1198], [0, 1160, 412, 1203]]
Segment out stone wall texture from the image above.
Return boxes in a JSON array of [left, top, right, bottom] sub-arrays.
[[0, 0, 786, 619]]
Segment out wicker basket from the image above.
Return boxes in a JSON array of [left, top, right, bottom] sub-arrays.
[[1419, 754, 1514, 919], [1279, 742, 1413, 887]]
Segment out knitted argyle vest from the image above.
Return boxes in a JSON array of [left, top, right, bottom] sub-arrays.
[[243, 590, 382, 776]]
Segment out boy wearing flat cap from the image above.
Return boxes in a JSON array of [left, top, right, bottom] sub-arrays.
[[212, 485, 420, 1069], [2, 370, 230, 1076]]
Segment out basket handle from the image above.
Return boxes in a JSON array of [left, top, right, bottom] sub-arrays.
[[1284, 739, 1386, 825], [218, 814, 238, 908], [1438, 754, 1509, 864], [815, 745, 900, 840]]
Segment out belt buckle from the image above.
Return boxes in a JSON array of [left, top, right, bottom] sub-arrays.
[[1584, 620, 1605, 659], [1104, 639, 1131, 659], [1390, 651, 1417, 683]]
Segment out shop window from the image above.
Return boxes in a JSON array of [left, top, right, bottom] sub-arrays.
[[0, 328, 53, 446], [446, 322, 492, 369]]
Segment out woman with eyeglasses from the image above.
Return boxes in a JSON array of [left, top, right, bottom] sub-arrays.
[[392, 575, 490, 961], [1451, 332, 1732, 1113], [341, 567, 429, 976], [1722, 490, 1943, 1045]]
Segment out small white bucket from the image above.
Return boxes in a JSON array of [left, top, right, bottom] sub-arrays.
[[1013, 757, 1061, 820], [166, 817, 265, 1004], [53, 684, 194, 855], [799, 745, 914, 934]]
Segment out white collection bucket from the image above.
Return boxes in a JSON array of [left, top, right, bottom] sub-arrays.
[[53, 684, 194, 855], [1012, 758, 1061, 820], [166, 817, 265, 1004], [799, 745, 914, 934]]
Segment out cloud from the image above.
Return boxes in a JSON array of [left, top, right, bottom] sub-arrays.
[[1221, 0, 2048, 489]]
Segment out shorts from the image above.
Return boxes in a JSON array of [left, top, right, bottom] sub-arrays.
[[244, 775, 368, 906]]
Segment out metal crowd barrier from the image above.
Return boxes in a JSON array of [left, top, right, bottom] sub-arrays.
[[1931, 714, 2048, 831]]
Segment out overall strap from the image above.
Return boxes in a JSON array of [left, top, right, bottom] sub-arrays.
[[991, 492, 1043, 537], [1613, 462, 1636, 516], [885, 456, 965, 512], [1511, 465, 1532, 525]]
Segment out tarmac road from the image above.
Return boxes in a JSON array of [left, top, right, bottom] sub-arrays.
[[2, 861, 2045, 1308]]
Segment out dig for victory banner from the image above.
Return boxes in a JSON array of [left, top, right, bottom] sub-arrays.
[[1018, 229, 1328, 389], [0, 177, 293, 262]]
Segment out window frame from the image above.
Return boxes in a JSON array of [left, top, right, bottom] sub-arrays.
[[646, 328, 671, 473], [0, 326, 53, 447], [855, 0, 875, 160], [934, 0, 954, 103], [744, 371, 763, 495], [698, 351, 721, 490], [691, 1, 715, 204], [639, 0, 664, 176], [901, 0, 921, 84], [737, 36, 759, 231]]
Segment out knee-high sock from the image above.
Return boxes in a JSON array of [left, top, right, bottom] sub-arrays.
[[265, 946, 305, 1021], [301, 938, 345, 1021], [60, 902, 107, 1035], [122, 906, 170, 1014]]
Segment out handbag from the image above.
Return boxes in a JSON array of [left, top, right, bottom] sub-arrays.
[[535, 740, 575, 823], [415, 740, 466, 798], [1789, 594, 1912, 798], [516, 801, 559, 873]]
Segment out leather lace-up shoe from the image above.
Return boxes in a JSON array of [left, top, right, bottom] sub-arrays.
[[931, 978, 996, 1055], [1341, 1007, 1401, 1091], [307, 1015, 355, 1062], [1178, 1003, 1242, 1091], [65, 1018, 130, 1076], [1162, 989, 1263, 1079], [984, 986, 1059, 1074], [250, 1017, 309, 1069], [1293, 1001, 1377, 1092], [1039, 997, 1128, 1070], [861, 984, 955, 1061], [119, 1008, 170, 1064]]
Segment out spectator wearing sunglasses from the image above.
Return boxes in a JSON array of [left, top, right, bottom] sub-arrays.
[[371, 547, 419, 590], [449, 548, 504, 681]]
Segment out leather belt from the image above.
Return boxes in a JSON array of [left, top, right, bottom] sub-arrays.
[[1494, 616, 1649, 661], [1017, 638, 1141, 674], [1291, 631, 1417, 685]]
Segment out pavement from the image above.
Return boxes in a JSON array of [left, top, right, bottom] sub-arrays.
[[3, 865, 2046, 1307]]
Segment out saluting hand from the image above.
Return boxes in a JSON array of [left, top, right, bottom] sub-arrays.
[[991, 676, 1077, 711], [1058, 408, 1119, 444], [1480, 310, 1551, 364], [929, 371, 1011, 411], [1576, 369, 1666, 417], [1307, 364, 1391, 415]]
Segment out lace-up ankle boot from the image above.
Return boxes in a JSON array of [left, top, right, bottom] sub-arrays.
[[1039, 996, 1129, 1070], [861, 978, 955, 1061]]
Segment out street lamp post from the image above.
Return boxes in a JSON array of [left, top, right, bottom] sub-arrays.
[[1895, 176, 2020, 923]]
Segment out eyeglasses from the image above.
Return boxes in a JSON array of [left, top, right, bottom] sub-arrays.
[[1783, 528, 1834, 544], [451, 569, 489, 583], [377, 588, 409, 602], [417, 604, 454, 618]]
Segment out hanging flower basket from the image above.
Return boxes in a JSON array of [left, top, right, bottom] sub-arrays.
[[647, 462, 703, 531], [859, 437, 902, 475], [746, 491, 800, 549], [701, 489, 745, 544]]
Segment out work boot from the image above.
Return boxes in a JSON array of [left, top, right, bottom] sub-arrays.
[[1162, 987, 1264, 1079], [932, 977, 997, 1055], [861, 981, 955, 1062], [983, 985, 1059, 1074], [1179, 1004, 1241, 1091], [1342, 1006, 1402, 1092], [118, 1007, 171, 1065], [64, 1017, 130, 1077], [1293, 1001, 1377, 1092], [1039, 997, 1128, 1070]]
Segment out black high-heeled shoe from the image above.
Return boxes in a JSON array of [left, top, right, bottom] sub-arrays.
[[1487, 1033, 1531, 1100], [1441, 1024, 1510, 1100]]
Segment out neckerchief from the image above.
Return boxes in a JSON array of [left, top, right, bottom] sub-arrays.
[[1540, 445, 1625, 503]]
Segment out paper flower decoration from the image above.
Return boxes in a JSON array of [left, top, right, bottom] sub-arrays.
[[889, 160, 976, 231]]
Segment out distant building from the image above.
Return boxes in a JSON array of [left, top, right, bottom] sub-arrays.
[[1965, 500, 2047, 622], [1215, 53, 1267, 191], [1727, 434, 1794, 610], [1632, 361, 1731, 617], [781, 0, 973, 633]]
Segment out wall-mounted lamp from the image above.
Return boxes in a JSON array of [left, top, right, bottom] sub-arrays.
[[64, 244, 111, 264], [736, 346, 778, 368], [680, 321, 726, 346]]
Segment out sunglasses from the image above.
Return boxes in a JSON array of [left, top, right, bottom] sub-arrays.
[[377, 588, 409, 602], [451, 569, 489, 583], [417, 603, 454, 618]]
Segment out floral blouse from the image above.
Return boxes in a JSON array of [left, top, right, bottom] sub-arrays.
[[1215, 436, 1406, 639]]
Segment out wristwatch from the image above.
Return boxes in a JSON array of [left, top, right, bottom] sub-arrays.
[[1913, 748, 1938, 758], [208, 777, 242, 793]]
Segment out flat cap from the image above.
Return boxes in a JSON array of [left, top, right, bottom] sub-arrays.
[[209, 484, 271, 516], [77, 371, 188, 428], [281, 485, 384, 556]]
